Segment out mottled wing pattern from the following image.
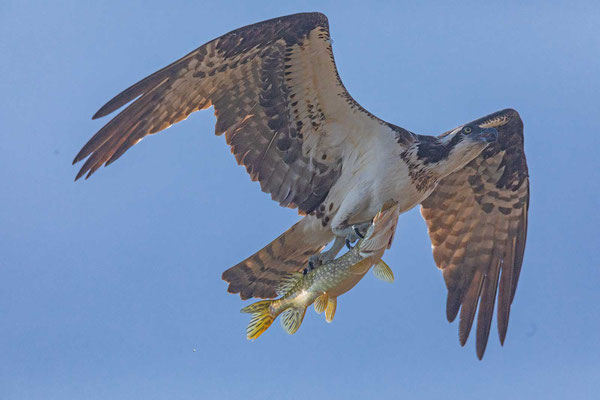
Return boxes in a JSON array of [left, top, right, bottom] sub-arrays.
[[420, 108, 529, 359], [73, 12, 386, 214]]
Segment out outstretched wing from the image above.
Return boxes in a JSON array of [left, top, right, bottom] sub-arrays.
[[74, 12, 400, 214], [420, 108, 529, 359]]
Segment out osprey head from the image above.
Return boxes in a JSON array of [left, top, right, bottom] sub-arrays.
[[441, 124, 498, 175], [414, 124, 498, 179]]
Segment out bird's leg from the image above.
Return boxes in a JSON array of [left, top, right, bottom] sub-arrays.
[[308, 236, 346, 270], [307, 222, 372, 269]]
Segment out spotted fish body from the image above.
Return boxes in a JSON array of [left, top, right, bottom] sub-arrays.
[[241, 204, 399, 339], [313, 257, 394, 323]]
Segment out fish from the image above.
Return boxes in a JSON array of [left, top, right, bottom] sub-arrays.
[[313, 258, 394, 323], [240, 203, 400, 339]]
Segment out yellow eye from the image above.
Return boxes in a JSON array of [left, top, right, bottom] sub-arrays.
[[463, 126, 472, 134]]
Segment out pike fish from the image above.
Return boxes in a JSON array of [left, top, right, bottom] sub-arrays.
[[241, 203, 400, 339]]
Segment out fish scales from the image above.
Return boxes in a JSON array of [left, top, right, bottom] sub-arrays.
[[269, 244, 366, 315], [241, 203, 399, 339]]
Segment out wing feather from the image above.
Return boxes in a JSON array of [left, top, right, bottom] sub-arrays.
[[421, 108, 529, 359], [74, 12, 399, 214]]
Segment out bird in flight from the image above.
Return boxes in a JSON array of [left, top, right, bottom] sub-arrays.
[[73, 12, 529, 359]]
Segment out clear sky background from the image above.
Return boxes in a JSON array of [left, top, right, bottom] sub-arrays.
[[1, 1, 599, 399]]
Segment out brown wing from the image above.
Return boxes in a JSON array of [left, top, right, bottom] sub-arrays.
[[420, 108, 529, 359], [73, 12, 393, 214]]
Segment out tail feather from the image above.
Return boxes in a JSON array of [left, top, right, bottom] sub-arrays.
[[222, 217, 332, 299], [241, 300, 275, 340]]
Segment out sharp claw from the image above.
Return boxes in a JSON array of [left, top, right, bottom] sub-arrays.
[[353, 225, 365, 239], [345, 238, 354, 249]]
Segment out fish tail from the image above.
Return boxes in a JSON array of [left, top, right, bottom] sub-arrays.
[[241, 300, 275, 340]]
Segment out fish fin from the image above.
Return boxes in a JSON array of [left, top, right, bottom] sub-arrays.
[[325, 298, 337, 323], [348, 258, 372, 275], [275, 272, 303, 297], [280, 307, 306, 335], [240, 300, 274, 340], [358, 204, 400, 256], [314, 293, 329, 314], [372, 260, 394, 283]]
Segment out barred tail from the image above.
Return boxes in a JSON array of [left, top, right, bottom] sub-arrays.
[[222, 216, 333, 299], [241, 300, 275, 340]]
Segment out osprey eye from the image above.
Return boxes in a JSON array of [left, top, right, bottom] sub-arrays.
[[463, 126, 472, 134]]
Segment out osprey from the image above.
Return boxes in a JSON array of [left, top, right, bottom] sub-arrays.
[[73, 12, 529, 359]]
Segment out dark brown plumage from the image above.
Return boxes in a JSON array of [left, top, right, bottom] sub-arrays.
[[421, 108, 529, 359], [73, 13, 353, 214]]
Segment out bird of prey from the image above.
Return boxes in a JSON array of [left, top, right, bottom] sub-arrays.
[[73, 12, 529, 359]]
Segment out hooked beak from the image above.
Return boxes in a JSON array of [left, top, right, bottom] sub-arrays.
[[478, 127, 498, 143]]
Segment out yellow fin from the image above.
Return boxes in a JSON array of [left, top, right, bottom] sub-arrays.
[[372, 260, 394, 283], [280, 307, 306, 335], [275, 272, 302, 296], [314, 292, 329, 314], [241, 300, 274, 340], [348, 258, 372, 275], [325, 297, 337, 323], [241, 300, 275, 340]]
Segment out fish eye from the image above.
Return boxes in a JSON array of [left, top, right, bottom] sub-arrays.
[[462, 126, 472, 134]]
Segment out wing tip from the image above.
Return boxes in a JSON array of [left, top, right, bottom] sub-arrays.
[[476, 331, 491, 360], [92, 99, 121, 120], [499, 333, 507, 346], [446, 292, 460, 323], [498, 309, 510, 346], [74, 168, 86, 181], [92, 110, 104, 120], [476, 349, 485, 361], [72, 151, 86, 166]]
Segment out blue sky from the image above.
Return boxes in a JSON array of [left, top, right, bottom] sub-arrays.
[[1, 1, 599, 399]]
